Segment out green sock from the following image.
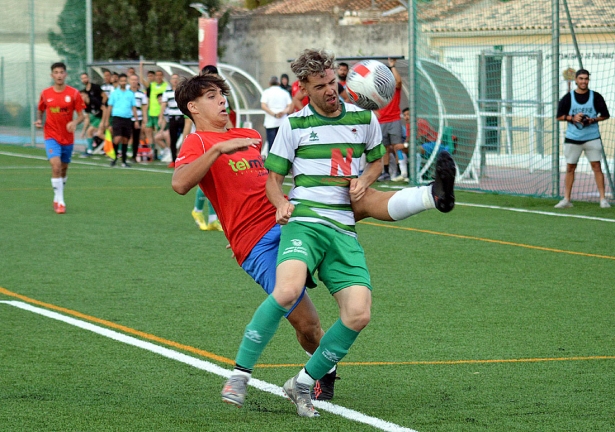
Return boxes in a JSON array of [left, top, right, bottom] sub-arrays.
[[86, 137, 93, 151], [304, 319, 359, 380], [235, 295, 288, 371], [194, 188, 206, 211], [207, 200, 216, 217]]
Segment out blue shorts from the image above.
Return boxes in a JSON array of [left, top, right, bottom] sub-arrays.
[[241, 224, 306, 317], [45, 139, 74, 163]]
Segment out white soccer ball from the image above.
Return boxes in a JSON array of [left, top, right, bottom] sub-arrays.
[[345, 60, 396, 110]]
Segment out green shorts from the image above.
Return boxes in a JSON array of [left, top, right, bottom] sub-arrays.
[[146, 116, 158, 130], [89, 114, 101, 128], [277, 221, 372, 294]]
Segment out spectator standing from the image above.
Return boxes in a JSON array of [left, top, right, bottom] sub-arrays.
[[280, 73, 292, 93], [555, 69, 611, 208], [260, 75, 292, 152], [101, 73, 138, 167], [159, 74, 184, 168], [34, 62, 85, 214], [376, 58, 403, 181], [101, 70, 115, 100], [129, 74, 148, 163], [146, 70, 168, 157], [80, 72, 107, 155]]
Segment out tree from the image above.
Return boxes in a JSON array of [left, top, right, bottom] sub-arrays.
[[92, 0, 229, 61], [48, 0, 86, 87]]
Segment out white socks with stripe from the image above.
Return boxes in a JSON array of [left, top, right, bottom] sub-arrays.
[[387, 186, 435, 221]]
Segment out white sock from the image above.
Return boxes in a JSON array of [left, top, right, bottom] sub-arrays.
[[398, 153, 408, 178], [387, 186, 434, 220], [62, 176, 67, 185], [297, 368, 315, 387], [232, 369, 251, 380], [51, 178, 64, 204], [208, 214, 218, 224], [193, 208, 202, 213]]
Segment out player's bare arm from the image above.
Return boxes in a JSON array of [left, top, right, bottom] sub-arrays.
[[34, 110, 44, 128], [349, 160, 381, 203], [265, 171, 294, 225], [67, 111, 85, 133], [172, 138, 260, 195]]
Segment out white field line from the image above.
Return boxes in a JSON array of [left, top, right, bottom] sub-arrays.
[[457, 202, 615, 223], [294, 180, 615, 224], [4, 150, 612, 224], [0, 151, 170, 174], [0, 300, 418, 432]]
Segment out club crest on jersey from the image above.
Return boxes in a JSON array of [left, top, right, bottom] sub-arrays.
[[309, 131, 319, 142], [65, 95, 71, 103]]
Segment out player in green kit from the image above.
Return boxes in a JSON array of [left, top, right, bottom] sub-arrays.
[[221, 49, 456, 417]]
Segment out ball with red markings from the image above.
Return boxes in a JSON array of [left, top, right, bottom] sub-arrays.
[[345, 60, 396, 110]]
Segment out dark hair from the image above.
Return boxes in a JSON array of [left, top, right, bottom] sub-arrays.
[[402, 107, 409, 113], [201, 64, 219, 75], [147, 70, 155, 75], [118, 73, 128, 79], [51, 62, 66, 71], [175, 74, 230, 121], [338, 62, 349, 68], [112, 72, 119, 76], [576, 69, 590, 78]]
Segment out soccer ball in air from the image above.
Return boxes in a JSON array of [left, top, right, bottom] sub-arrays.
[[345, 60, 396, 110]]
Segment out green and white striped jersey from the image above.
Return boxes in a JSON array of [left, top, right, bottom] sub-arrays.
[[264, 102, 385, 237]]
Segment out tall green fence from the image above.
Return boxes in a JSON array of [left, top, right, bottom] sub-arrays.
[[411, 0, 614, 202]]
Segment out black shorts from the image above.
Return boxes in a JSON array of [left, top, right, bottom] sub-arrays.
[[112, 116, 133, 139]]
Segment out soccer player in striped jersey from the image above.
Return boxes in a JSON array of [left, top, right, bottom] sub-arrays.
[[129, 74, 148, 164], [159, 74, 184, 168], [220, 49, 455, 417], [35, 62, 86, 214], [171, 63, 455, 413]]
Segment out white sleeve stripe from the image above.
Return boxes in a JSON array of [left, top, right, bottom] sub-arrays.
[[195, 134, 206, 153]]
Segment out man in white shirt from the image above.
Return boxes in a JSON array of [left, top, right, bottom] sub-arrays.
[[260, 76, 293, 155]]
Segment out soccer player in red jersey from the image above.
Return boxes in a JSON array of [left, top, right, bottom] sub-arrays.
[[34, 62, 85, 214], [171, 72, 455, 406]]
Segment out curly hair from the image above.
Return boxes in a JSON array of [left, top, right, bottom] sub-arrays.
[[290, 49, 337, 82]]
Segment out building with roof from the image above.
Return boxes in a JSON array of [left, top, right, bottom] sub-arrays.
[[219, 0, 478, 85], [219, 0, 615, 198]]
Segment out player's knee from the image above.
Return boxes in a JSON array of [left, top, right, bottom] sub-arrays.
[[272, 285, 304, 309], [345, 309, 371, 331]]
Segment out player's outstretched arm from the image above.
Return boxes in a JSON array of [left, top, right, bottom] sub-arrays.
[[172, 138, 260, 195]]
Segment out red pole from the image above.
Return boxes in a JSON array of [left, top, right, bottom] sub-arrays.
[[198, 17, 218, 69]]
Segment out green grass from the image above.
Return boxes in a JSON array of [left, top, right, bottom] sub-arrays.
[[1, 143, 615, 431]]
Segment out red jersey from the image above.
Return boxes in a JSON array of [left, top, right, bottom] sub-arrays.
[[377, 87, 402, 124], [407, 119, 439, 142], [175, 129, 277, 265], [291, 80, 309, 111], [38, 86, 85, 145]]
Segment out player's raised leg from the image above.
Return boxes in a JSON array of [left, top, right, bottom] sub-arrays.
[[353, 151, 456, 221]]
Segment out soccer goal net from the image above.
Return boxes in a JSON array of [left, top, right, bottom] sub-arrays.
[[412, 0, 615, 202]]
